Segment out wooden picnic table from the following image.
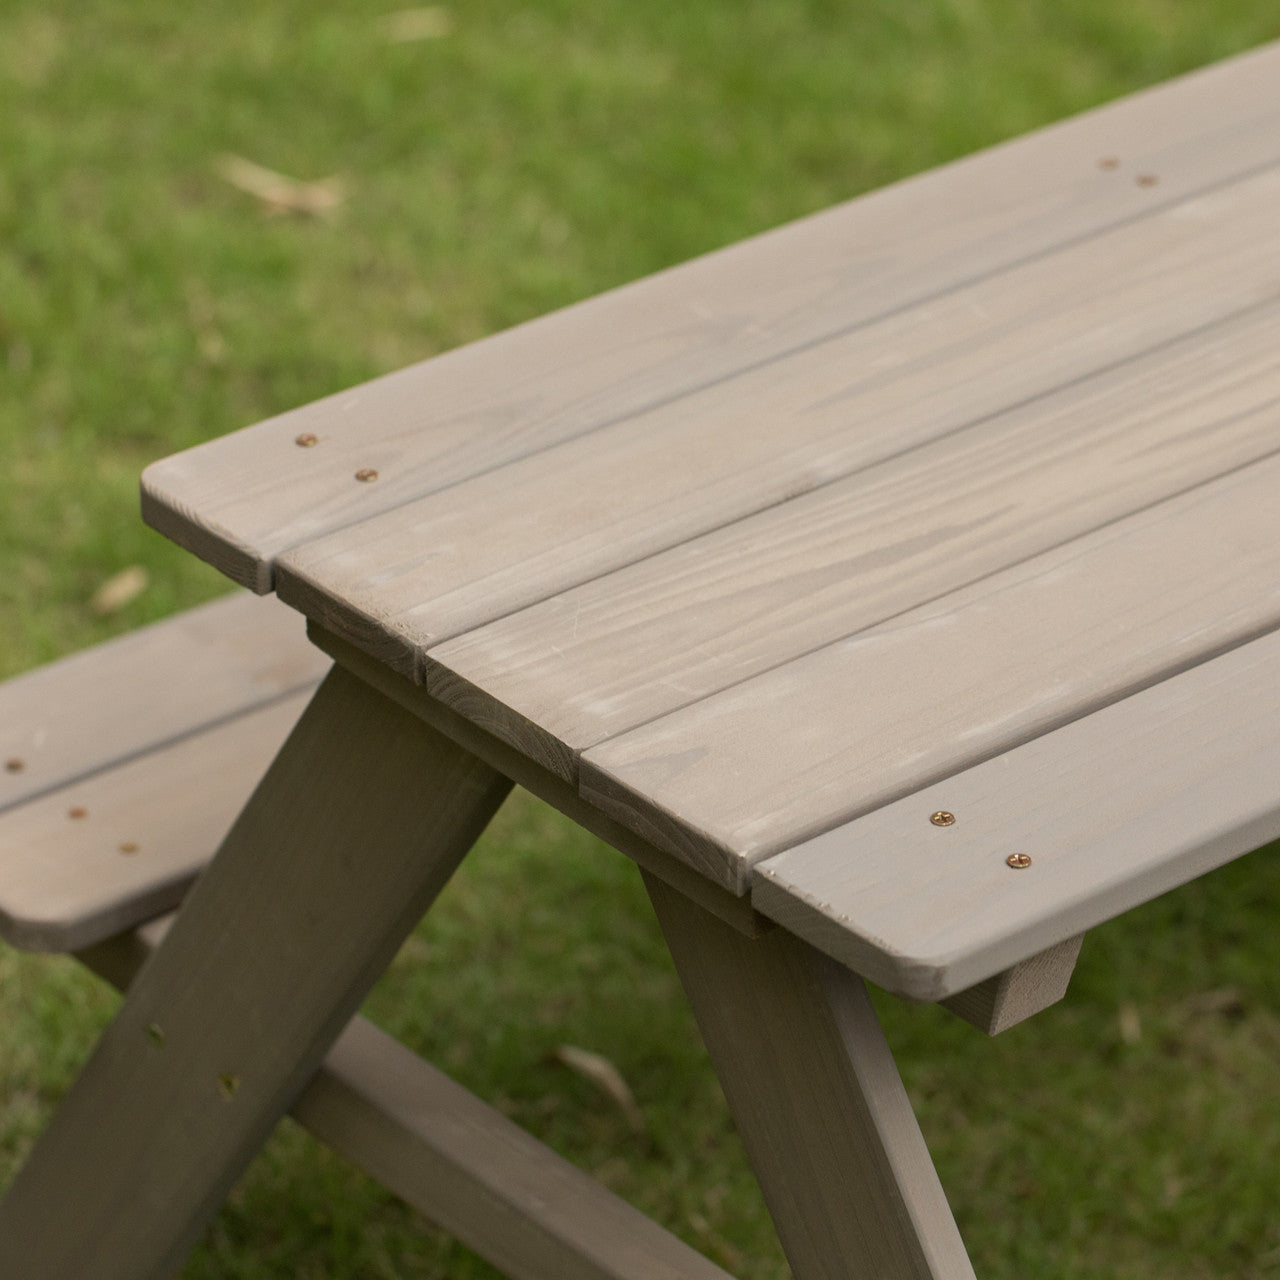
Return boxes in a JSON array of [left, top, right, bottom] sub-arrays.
[[2, 38, 1279, 1280]]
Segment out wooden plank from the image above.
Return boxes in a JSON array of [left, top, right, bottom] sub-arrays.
[[295, 1018, 735, 1280], [276, 160, 1280, 675], [0, 592, 328, 814], [0, 691, 312, 953], [579, 452, 1280, 892], [76, 926, 735, 1280], [644, 872, 975, 1280], [143, 43, 1280, 593], [422, 296, 1280, 779], [750, 627, 1280, 1001], [0, 665, 512, 1280], [939, 936, 1084, 1035], [308, 623, 771, 928]]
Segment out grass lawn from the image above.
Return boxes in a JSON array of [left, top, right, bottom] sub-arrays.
[[2, 2, 1279, 1276]]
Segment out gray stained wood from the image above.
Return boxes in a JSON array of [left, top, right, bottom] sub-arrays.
[[77, 922, 735, 1280], [422, 294, 1280, 778], [749, 627, 1280, 1001], [579, 453, 1280, 892], [279, 160, 1280, 676], [142, 42, 1280, 593], [306, 623, 771, 938], [137, 45, 1280, 925], [0, 591, 327, 814], [294, 1019, 735, 1280], [0, 665, 512, 1280], [938, 936, 1084, 1036], [0, 691, 311, 953], [645, 873, 976, 1280]]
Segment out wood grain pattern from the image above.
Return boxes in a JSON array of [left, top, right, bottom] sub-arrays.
[[422, 296, 1280, 778], [0, 691, 312, 953], [144, 42, 1280, 593], [645, 872, 976, 1280], [276, 160, 1280, 676], [579, 453, 1280, 891], [0, 591, 327, 815], [750, 628, 1280, 1000], [0, 664, 512, 1280]]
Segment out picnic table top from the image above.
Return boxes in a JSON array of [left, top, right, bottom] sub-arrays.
[[144, 41, 1280, 994]]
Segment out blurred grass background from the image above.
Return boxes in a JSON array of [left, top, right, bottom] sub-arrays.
[[2, 2, 1279, 1276]]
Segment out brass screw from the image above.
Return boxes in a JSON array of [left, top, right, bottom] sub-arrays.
[[1098, 156, 1120, 170], [68, 806, 88, 820], [4, 757, 24, 773], [1136, 174, 1158, 187], [1006, 852, 1033, 869], [355, 468, 379, 482], [118, 840, 140, 855], [295, 433, 318, 447], [930, 810, 956, 827], [146, 1023, 166, 1047], [218, 1073, 240, 1100]]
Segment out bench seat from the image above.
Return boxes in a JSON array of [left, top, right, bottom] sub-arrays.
[[0, 592, 329, 952], [1, 596, 735, 1280]]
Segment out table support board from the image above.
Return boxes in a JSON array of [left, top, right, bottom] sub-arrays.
[[644, 872, 976, 1280], [0, 664, 511, 1280]]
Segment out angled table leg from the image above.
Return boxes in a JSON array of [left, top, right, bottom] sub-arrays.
[[0, 664, 512, 1280], [644, 872, 976, 1280]]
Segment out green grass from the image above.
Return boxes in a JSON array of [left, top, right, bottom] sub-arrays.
[[2, 1, 1280, 1276]]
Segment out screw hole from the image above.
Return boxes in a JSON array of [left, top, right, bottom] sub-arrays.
[[219, 1073, 240, 1100]]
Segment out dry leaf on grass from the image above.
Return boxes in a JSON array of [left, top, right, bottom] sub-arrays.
[[381, 7, 453, 41], [216, 155, 344, 217], [90, 566, 149, 615], [552, 1045, 646, 1135]]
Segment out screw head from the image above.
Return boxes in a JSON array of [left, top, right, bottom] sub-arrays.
[[1136, 173, 1158, 187], [1098, 156, 1120, 170], [295, 433, 319, 447], [355, 468, 379, 482], [930, 810, 956, 827], [118, 840, 140, 855], [1006, 852, 1033, 869], [68, 806, 88, 820], [5, 757, 24, 773]]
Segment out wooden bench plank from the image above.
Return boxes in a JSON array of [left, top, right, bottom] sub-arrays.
[[0, 692, 313, 952], [142, 42, 1280, 594], [274, 159, 1280, 677], [0, 592, 328, 815], [578, 453, 1280, 891], [421, 295, 1280, 779], [749, 629, 1280, 1000]]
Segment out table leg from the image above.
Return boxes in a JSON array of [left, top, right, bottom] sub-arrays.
[[0, 664, 512, 1280], [644, 872, 976, 1280]]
